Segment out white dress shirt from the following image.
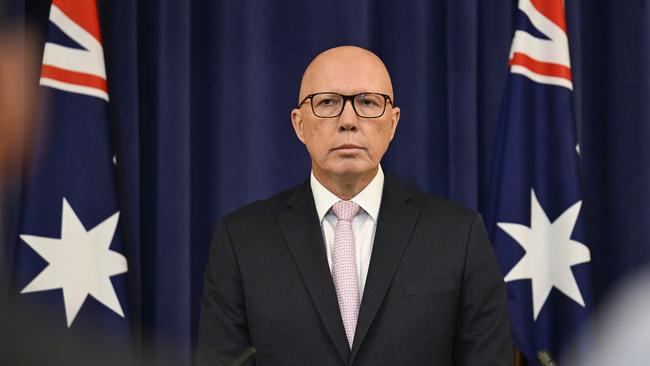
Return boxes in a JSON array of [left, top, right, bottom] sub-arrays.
[[310, 166, 384, 299]]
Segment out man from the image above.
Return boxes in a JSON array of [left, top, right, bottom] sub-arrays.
[[197, 46, 512, 365]]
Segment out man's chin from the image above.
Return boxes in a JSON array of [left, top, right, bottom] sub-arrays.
[[324, 165, 378, 183]]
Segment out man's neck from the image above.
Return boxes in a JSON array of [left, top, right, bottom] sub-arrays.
[[312, 167, 378, 200]]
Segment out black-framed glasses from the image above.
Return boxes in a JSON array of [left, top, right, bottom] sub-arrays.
[[298, 92, 393, 118]]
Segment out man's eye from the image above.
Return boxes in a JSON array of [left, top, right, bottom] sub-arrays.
[[317, 98, 338, 106], [359, 97, 381, 107]]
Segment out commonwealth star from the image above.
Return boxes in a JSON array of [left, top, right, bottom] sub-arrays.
[[20, 198, 127, 327], [498, 189, 590, 320]]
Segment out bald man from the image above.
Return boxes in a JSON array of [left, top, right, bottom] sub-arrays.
[[197, 46, 512, 366]]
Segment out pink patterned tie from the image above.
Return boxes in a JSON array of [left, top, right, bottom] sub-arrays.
[[331, 200, 361, 349]]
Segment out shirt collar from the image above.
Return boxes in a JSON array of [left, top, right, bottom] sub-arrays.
[[310, 165, 384, 222]]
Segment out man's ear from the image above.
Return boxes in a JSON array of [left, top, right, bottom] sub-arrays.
[[388, 106, 400, 141], [291, 109, 306, 144]]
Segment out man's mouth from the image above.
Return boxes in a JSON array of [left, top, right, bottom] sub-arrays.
[[334, 144, 363, 151]]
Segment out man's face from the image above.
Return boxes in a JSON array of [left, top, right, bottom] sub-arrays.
[[291, 47, 400, 185]]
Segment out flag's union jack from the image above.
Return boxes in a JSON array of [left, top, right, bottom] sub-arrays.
[[39, 0, 108, 101], [508, 0, 572, 89]]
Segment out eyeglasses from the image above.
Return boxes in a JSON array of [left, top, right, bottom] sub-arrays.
[[298, 92, 393, 118]]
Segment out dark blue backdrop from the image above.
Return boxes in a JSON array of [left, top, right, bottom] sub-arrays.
[[6, 0, 650, 364]]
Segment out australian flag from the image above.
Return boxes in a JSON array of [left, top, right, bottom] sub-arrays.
[[13, 0, 130, 343], [487, 0, 592, 364]]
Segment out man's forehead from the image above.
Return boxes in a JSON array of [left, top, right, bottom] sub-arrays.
[[305, 66, 389, 92], [299, 47, 393, 99]]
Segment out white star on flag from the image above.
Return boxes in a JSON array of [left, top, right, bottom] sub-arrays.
[[19, 198, 128, 327], [497, 189, 591, 320]]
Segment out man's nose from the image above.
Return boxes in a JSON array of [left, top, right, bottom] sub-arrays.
[[338, 99, 359, 131]]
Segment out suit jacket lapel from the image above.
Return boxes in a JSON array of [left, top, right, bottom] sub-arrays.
[[276, 182, 350, 363], [349, 176, 420, 364]]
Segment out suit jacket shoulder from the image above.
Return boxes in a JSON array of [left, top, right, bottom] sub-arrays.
[[401, 179, 474, 213], [382, 174, 481, 235]]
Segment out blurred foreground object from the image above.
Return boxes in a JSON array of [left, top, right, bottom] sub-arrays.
[[562, 266, 650, 365], [0, 15, 39, 288], [0, 21, 38, 179]]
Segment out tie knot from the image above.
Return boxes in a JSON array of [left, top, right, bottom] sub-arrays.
[[331, 200, 360, 221]]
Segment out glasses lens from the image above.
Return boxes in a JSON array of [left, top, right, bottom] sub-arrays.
[[311, 93, 343, 117], [354, 93, 386, 118]]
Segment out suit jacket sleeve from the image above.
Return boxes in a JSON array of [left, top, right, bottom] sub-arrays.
[[453, 213, 513, 366], [196, 219, 251, 366]]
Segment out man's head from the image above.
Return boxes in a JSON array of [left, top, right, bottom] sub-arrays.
[[291, 46, 400, 194]]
